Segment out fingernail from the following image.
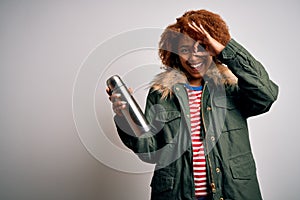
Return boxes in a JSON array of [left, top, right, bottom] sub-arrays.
[[115, 93, 121, 97], [120, 101, 127, 105]]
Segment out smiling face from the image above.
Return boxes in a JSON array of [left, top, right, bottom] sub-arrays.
[[177, 35, 213, 86]]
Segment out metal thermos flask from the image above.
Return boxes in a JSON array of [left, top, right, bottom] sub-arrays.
[[106, 75, 151, 136]]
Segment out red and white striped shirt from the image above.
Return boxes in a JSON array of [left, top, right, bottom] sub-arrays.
[[186, 85, 207, 197]]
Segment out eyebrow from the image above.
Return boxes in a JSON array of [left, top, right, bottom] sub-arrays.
[[178, 45, 192, 49]]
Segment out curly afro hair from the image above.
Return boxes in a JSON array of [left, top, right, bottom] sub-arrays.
[[159, 9, 231, 68]]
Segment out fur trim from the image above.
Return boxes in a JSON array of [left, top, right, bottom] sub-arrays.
[[150, 68, 188, 99], [150, 64, 237, 99], [217, 64, 238, 85]]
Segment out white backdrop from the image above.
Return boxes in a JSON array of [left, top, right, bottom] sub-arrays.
[[1, 0, 299, 199]]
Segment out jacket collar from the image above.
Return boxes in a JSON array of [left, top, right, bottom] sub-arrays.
[[150, 64, 237, 99]]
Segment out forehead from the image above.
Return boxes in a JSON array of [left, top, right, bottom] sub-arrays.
[[178, 35, 196, 46]]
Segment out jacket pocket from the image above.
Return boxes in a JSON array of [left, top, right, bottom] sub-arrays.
[[229, 152, 256, 180], [150, 166, 175, 196], [213, 95, 236, 110], [154, 110, 181, 143], [155, 110, 181, 122], [150, 175, 174, 193], [213, 96, 246, 132]]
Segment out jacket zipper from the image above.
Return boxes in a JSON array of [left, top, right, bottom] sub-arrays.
[[201, 81, 216, 194], [174, 84, 196, 198]]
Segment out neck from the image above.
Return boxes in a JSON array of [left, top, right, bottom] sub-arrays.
[[188, 78, 202, 87]]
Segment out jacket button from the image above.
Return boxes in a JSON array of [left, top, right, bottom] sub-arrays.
[[211, 183, 216, 193], [216, 167, 220, 173], [176, 87, 180, 91], [207, 106, 212, 111], [220, 198, 224, 200], [211, 136, 215, 142], [186, 114, 190, 118]]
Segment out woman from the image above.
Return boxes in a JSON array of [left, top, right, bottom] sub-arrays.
[[107, 9, 278, 200]]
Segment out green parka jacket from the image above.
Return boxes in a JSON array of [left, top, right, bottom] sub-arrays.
[[114, 39, 279, 200]]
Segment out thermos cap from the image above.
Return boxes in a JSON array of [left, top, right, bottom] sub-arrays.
[[106, 75, 124, 91]]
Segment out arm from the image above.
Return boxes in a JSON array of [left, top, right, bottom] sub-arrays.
[[189, 22, 279, 117], [217, 39, 279, 117], [113, 90, 164, 164]]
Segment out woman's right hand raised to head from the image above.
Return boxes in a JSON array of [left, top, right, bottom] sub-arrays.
[[188, 21, 226, 56]]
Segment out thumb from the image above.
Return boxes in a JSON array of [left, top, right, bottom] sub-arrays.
[[128, 87, 133, 94]]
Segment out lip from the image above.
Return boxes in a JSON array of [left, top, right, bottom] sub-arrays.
[[187, 62, 205, 72], [190, 63, 203, 69]]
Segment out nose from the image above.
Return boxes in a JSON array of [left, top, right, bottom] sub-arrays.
[[187, 54, 200, 64], [190, 51, 209, 59]]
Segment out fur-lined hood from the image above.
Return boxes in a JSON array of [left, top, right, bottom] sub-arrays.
[[150, 64, 237, 99]]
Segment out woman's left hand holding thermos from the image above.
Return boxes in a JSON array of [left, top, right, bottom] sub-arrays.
[[106, 87, 133, 116]]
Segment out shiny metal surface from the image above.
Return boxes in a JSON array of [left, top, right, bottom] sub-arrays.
[[107, 75, 151, 136]]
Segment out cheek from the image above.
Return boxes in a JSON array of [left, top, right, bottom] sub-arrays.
[[208, 58, 213, 66], [179, 56, 188, 65], [205, 57, 213, 67]]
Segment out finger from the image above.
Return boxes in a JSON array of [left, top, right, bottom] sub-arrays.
[[188, 21, 196, 30], [106, 88, 113, 101], [189, 21, 204, 34], [198, 24, 210, 36], [113, 100, 126, 107], [193, 40, 200, 53], [188, 21, 199, 33], [113, 101, 127, 115], [188, 22, 208, 46], [110, 93, 121, 102], [190, 21, 211, 39], [106, 87, 112, 96], [128, 87, 133, 94], [113, 105, 123, 116]]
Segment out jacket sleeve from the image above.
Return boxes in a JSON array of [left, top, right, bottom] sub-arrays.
[[217, 39, 279, 118], [113, 90, 162, 164]]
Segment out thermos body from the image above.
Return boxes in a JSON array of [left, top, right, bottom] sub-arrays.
[[106, 75, 151, 136]]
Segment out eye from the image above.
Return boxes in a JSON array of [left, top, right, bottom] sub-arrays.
[[179, 48, 190, 54]]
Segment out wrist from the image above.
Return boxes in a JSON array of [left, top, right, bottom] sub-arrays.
[[215, 44, 225, 56]]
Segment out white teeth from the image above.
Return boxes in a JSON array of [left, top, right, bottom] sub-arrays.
[[191, 63, 203, 68]]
